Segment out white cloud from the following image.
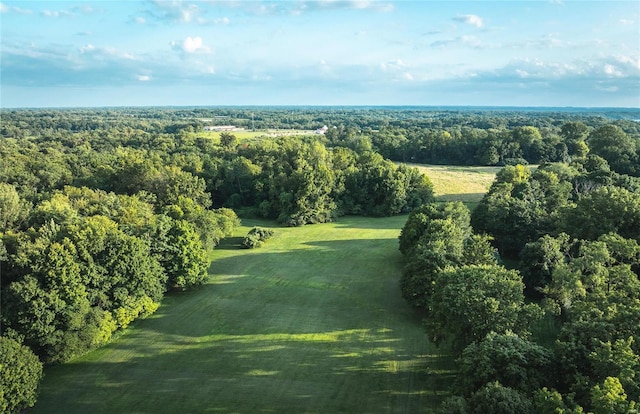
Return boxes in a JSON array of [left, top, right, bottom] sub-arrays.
[[0, 2, 32, 14], [137, 75, 151, 81], [430, 35, 483, 49], [619, 19, 634, 25], [79, 44, 96, 53], [135, 16, 146, 24], [147, 1, 200, 23], [228, 0, 394, 16], [454, 14, 483, 28], [380, 59, 406, 71], [604, 64, 622, 77], [171, 36, 210, 54], [615, 55, 640, 70], [42, 9, 73, 18], [183, 36, 203, 53]]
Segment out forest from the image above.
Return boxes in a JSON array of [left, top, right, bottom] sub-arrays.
[[1, 106, 639, 413]]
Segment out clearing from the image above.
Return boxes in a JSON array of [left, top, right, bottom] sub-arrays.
[[406, 164, 501, 204], [33, 216, 454, 413]]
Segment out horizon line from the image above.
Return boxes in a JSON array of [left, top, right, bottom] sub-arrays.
[[2, 104, 640, 111]]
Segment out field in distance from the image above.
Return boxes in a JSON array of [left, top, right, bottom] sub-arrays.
[[33, 216, 454, 413], [195, 129, 317, 141], [407, 164, 501, 204]]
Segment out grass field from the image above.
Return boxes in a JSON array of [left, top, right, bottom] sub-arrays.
[[33, 216, 455, 413], [406, 164, 501, 204], [194, 129, 316, 142]]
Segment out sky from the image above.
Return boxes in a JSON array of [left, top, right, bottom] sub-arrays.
[[1, 0, 639, 108]]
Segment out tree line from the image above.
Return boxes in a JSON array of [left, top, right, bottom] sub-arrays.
[[400, 155, 639, 412]]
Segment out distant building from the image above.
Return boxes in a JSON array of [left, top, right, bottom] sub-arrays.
[[315, 125, 328, 134], [203, 125, 239, 132]]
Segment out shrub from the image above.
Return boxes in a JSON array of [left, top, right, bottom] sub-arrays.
[[0, 336, 44, 414], [242, 227, 274, 249]]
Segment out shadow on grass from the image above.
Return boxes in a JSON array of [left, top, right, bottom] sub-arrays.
[[332, 215, 410, 230], [34, 237, 456, 414], [435, 192, 487, 202], [215, 236, 245, 250]]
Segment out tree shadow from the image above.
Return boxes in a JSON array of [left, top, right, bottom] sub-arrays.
[[215, 236, 245, 250], [332, 214, 410, 230], [435, 192, 487, 203]]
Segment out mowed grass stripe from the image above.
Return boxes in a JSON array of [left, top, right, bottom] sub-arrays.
[[33, 215, 454, 414]]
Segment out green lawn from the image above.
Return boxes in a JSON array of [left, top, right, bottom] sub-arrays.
[[33, 216, 454, 413]]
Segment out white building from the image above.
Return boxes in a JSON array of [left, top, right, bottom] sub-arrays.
[[203, 125, 238, 132], [315, 125, 329, 134]]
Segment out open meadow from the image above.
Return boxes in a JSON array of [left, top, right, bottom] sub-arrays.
[[406, 164, 501, 204], [32, 216, 455, 413], [194, 129, 317, 142]]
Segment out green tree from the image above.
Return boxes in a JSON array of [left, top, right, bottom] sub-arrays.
[[219, 132, 238, 148], [588, 125, 638, 176], [150, 166, 212, 209], [469, 381, 533, 414], [471, 165, 549, 257], [519, 233, 573, 295], [590, 337, 640, 401], [0, 336, 44, 414], [590, 377, 636, 414], [561, 121, 590, 159], [398, 202, 471, 257], [161, 218, 209, 289], [4, 237, 98, 362], [459, 332, 552, 395], [425, 265, 540, 353], [0, 183, 30, 231], [398, 202, 473, 308], [512, 126, 544, 163], [559, 186, 640, 242], [532, 387, 585, 414], [400, 217, 469, 308]]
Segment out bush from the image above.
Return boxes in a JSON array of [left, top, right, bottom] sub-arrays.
[[242, 227, 274, 249], [0, 336, 44, 414]]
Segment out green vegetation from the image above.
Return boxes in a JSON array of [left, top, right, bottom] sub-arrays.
[[0, 336, 44, 414], [195, 129, 316, 142], [2, 107, 639, 412], [401, 160, 640, 411], [241, 226, 274, 248], [31, 216, 454, 413]]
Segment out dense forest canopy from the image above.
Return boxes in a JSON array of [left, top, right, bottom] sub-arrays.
[[1, 106, 639, 413], [393, 109, 639, 412]]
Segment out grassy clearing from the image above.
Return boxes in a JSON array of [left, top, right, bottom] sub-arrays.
[[407, 164, 501, 203], [33, 216, 454, 414], [195, 129, 315, 142]]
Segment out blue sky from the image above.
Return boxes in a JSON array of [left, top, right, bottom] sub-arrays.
[[1, 0, 639, 107]]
